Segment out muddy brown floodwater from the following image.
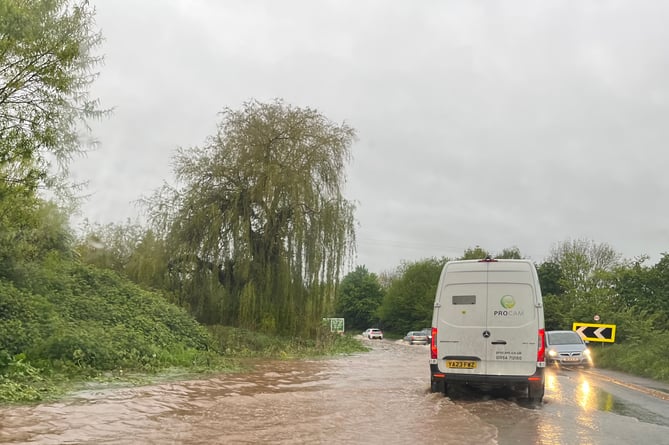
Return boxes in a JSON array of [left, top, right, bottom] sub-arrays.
[[2, 338, 669, 444], [0, 339, 498, 444]]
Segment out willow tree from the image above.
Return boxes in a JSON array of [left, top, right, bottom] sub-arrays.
[[149, 99, 357, 335]]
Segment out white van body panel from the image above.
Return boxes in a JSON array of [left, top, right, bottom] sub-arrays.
[[431, 259, 545, 381]]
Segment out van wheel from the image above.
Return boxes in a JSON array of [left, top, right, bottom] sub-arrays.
[[431, 379, 445, 395], [528, 382, 544, 404]]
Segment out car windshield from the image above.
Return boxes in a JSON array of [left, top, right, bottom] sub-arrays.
[[548, 332, 583, 345]]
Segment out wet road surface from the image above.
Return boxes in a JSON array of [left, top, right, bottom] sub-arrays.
[[1, 338, 668, 444]]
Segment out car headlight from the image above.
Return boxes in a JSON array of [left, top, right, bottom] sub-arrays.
[[548, 349, 557, 357], [584, 348, 591, 357]]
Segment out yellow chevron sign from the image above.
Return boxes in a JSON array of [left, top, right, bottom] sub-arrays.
[[572, 322, 616, 343]]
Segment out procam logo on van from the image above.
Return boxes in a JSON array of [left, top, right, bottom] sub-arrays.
[[494, 295, 524, 317], [500, 295, 515, 309]]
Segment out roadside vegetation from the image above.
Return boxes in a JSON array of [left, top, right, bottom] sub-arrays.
[[2, 0, 668, 407], [0, 244, 365, 404]]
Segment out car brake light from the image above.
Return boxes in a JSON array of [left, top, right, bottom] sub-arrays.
[[431, 327, 438, 359], [537, 328, 546, 362]]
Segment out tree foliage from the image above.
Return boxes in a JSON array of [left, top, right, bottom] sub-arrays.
[[496, 246, 522, 259], [541, 239, 632, 332], [1, 0, 104, 280], [0, 0, 104, 191], [147, 99, 357, 335], [335, 266, 384, 331], [75, 220, 171, 292], [612, 253, 669, 324], [548, 238, 621, 296], [536, 261, 564, 297], [460, 245, 489, 260], [0, 196, 74, 283], [379, 258, 445, 333]]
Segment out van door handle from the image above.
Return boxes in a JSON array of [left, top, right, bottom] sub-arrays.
[[491, 340, 507, 345]]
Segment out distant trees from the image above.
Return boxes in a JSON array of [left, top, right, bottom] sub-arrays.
[[536, 261, 564, 297], [541, 239, 623, 329], [378, 258, 445, 333], [496, 246, 522, 259], [612, 254, 669, 324], [459, 245, 522, 260], [547, 239, 621, 296], [335, 266, 384, 331], [146, 99, 357, 335], [370, 246, 532, 333], [460, 246, 489, 260]]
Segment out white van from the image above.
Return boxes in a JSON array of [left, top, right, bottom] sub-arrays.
[[429, 258, 546, 403]]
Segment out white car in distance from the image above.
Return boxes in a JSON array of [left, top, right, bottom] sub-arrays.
[[363, 328, 383, 340]]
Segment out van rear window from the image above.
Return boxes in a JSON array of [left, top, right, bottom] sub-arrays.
[[452, 295, 476, 305]]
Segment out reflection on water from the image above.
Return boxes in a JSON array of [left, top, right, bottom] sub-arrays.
[[464, 367, 669, 445], [576, 379, 592, 409], [536, 371, 564, 445], [533, 368, 669, 445], [585, 383, 669, 428], [545, 372, 559, 395], [574, 376, 597, 443]]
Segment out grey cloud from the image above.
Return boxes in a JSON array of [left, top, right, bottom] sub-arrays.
[[72, 0, 669, 272]]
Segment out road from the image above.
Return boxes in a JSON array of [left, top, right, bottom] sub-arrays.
[[1, 338, 668, 444]]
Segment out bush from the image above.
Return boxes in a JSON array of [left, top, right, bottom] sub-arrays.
[[0, 259, 225, 402]]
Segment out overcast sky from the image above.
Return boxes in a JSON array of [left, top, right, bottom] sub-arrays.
[[70, 0, 669, 274]]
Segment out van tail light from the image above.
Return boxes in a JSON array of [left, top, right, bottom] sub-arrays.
[[537, 328, 546, 363], [431, 327, 438, 359]]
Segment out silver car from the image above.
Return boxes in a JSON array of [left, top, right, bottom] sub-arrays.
[[403, 331, 428, 345], [545, 330, 592, 367]]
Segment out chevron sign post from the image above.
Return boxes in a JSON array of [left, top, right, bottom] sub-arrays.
[[572, 322, 616, 343]]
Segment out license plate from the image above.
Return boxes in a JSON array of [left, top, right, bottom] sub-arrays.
[[446, 360, 477, 369], [562, 357, 579, 362]]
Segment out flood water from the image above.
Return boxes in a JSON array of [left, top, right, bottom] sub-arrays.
[[1, 339, 668, 444]]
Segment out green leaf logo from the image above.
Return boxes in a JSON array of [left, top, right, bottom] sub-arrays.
[[500, 295, 515, 309]]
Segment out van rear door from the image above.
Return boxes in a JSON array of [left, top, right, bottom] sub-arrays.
[[485, 272, 538, 376], [436, 264, 489, 374]]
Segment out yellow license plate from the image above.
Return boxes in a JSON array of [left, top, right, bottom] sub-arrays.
[[446, 360, 477, 369]]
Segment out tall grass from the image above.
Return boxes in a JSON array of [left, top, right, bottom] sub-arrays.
[[594, 331, 669, 381], [207, 325, 367, 359]]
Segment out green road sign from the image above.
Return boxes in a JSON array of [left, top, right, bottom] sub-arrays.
[[323, 318, 345, 333]]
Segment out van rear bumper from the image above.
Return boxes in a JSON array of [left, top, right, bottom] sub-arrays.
[[430, 364, 544, 387]]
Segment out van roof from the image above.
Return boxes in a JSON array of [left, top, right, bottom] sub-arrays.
[[444, 259, 535, 271]]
